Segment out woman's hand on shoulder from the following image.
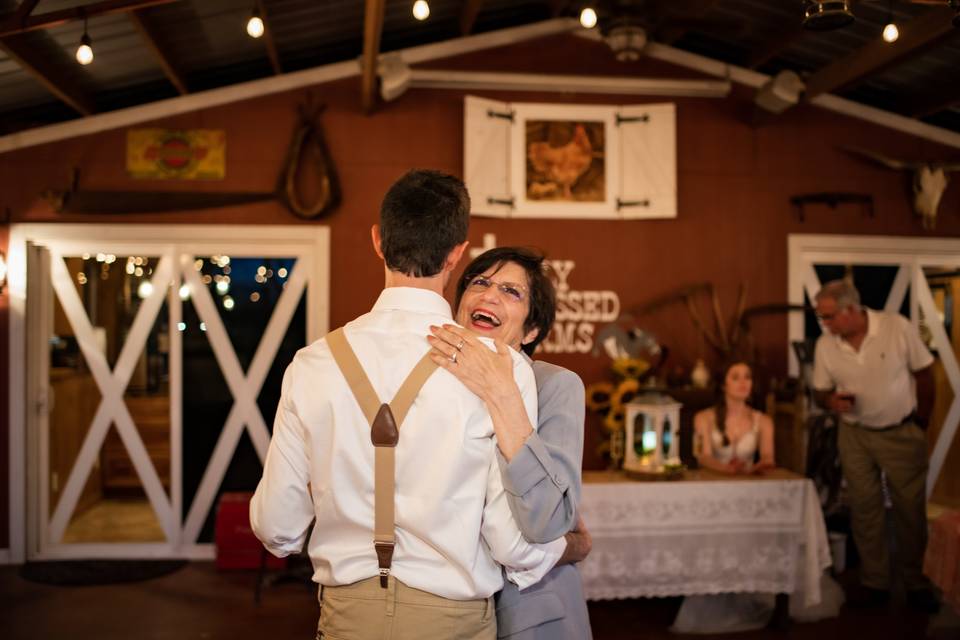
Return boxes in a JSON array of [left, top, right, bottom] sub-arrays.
[[427, 323, 514, 401]]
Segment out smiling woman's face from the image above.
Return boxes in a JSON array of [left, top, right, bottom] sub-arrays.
[[456, 260, 535, 351]]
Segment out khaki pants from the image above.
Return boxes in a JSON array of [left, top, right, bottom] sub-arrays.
[[838, 420, 929, 590], [317, 576, 495, 640]]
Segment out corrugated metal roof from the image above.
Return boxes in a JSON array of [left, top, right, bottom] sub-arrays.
[[1, 0, 959, 137]]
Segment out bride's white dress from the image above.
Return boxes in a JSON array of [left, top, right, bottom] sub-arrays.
[[671, 411, 844, 634]]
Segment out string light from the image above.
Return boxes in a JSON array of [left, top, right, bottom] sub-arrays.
[[246, 7, 265, 38], [76, 16, 93, 65], [882, 21, 899, 43], [580, 7, 598, 29], [412, 0, 430, 21], [882, 0, 899, 43]]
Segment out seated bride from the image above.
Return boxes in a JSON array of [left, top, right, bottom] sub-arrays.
[[693, 360, 775, 474]]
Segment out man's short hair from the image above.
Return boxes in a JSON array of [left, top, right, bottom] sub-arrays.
[[454, 247, 557, 357], [380, 169, 470, 277], [816, 279, 861, 309]]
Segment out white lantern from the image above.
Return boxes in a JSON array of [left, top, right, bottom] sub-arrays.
[[623, 393, 682, 473]]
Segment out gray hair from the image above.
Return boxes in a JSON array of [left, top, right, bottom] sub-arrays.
[[815, 279, 861, 310]]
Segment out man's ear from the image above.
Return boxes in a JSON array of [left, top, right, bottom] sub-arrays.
[[371, 225, 384, 259], [444, 241, 469, 272]]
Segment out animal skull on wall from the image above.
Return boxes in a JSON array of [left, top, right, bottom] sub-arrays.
[[842, 147, 960, 230]]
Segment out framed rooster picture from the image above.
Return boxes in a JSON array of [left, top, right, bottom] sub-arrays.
[[464, 96, 676, 219], [525, 120, 605, 203]]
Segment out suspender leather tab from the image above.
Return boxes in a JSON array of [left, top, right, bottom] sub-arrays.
[[374, 541, 395, 587], [326, 327, 438, 589], [371, 403, 399, 447]]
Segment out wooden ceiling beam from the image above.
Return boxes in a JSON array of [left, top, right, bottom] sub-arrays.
[[549, 0, 568, 18], [255, 0, 282, 75], [657, 0, 721, 46], [128, 8, 188, 94], [0, 0, 177, 38], [13, 0, 41, 22], [361, 0, 386, 114], [804, 7, 956, 101], [0, 33, 96, 115], [745, 26, 803, 69], [908, 86, 960, 119], [460, 0, 484, 36]]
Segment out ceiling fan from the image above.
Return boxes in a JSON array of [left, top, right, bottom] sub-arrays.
[[802, 0, 960, 31], [572, 0, 743, 61]]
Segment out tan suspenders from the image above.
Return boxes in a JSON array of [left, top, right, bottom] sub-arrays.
[[326, 327, 438, 588]]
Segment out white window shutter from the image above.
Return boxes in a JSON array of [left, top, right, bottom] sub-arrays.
[[617, 103, 676, 219], [464, 95, 514, 217]]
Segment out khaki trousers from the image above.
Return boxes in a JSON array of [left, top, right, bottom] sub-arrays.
[[838, 420, 929, 590], [317, 576, 495, 640]]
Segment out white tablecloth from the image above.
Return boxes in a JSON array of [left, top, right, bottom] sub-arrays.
[[579, 470, 831, 606]]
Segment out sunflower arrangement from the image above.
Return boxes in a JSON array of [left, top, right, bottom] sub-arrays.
[[585, 357, 650, 440]]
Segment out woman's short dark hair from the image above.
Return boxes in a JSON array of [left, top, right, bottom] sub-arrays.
[[454, 247, 556, 357], [380, 169, 470, 277]]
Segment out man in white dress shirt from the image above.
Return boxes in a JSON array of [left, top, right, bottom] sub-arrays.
[[812, 279, 938, 613], [250, 170, 566, 639]]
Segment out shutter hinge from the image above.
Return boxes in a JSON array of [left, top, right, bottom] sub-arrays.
[[615, 113, 649, 126], [487, 109, 515, 122], [617, 198, 650, 210]]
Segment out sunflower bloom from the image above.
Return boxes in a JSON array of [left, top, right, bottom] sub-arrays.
[[585, 381, 615, 413], [612, 357, 649, 380], [603, 405, 626, 433], [612, 377, 640, 409]]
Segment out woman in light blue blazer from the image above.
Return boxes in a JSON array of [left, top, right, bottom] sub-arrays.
[[428, 247, 593, 639]]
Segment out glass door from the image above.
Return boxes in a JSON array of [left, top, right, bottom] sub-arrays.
[[14, 225, 328, 559]]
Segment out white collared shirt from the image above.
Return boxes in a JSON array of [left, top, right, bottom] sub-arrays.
[[250, 287, 564, 600], [813, 308, 933, 428]]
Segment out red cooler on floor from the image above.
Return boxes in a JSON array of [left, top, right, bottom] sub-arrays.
[[215, 492, 286, 570]]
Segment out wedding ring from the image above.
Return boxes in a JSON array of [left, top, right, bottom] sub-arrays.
[[450, 351, 458, 363], [456, 339, 464, 351]]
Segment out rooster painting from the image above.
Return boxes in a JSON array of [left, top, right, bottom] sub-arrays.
[[526, 121, 604, 201]]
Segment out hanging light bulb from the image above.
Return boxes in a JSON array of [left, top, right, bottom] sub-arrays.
[[580, 6, 598, 29], [76, 16, 93, 65], [882, 21, 899, 43], [412, 0, 430, 21], [246, 7, 265, 38]]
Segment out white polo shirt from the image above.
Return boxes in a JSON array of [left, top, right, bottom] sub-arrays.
[[250, 287, 564, 600], [813, 308, 933, 428]]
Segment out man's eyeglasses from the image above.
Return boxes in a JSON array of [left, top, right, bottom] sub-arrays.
[[465, 275, 528, 303]]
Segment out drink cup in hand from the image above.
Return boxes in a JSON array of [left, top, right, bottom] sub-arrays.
[[835, 390, 856, 413]]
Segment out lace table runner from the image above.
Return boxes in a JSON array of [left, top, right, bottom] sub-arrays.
[[579, 471, 831, 605]]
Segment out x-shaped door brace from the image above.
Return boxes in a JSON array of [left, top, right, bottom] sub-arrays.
[[180, 255, 308, 544], [48, 252, 177, 544], [802, 263, 960, 498], [46, 250, 309, 547]]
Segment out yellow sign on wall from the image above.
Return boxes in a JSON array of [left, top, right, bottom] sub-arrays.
[[126, 129, 226, 179]]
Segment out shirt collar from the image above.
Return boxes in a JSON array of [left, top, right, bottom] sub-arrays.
[[864, 308, 880, 339], [372, 286, 453, 319]]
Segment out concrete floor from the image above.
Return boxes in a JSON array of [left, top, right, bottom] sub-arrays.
[[1, 562, 957, 640]]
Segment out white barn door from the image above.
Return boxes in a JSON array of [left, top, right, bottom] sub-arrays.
[[9, 224, 329, 561]]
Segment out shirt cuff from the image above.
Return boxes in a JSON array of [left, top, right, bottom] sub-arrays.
[[498, 435, 568, 497], [504, 536, 566, 591]]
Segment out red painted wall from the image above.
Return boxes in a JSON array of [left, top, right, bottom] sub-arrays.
[[2, 33, 959, 548]]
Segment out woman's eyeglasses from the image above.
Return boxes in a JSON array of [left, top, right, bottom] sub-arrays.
[[465, 275, 528, 303]]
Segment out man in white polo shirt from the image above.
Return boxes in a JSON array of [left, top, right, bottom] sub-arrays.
[[812, 279, 937, 613], [250, 170, 567, 639]]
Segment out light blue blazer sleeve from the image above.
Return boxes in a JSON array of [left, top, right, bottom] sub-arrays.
[[497, 359, 585, 543]]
